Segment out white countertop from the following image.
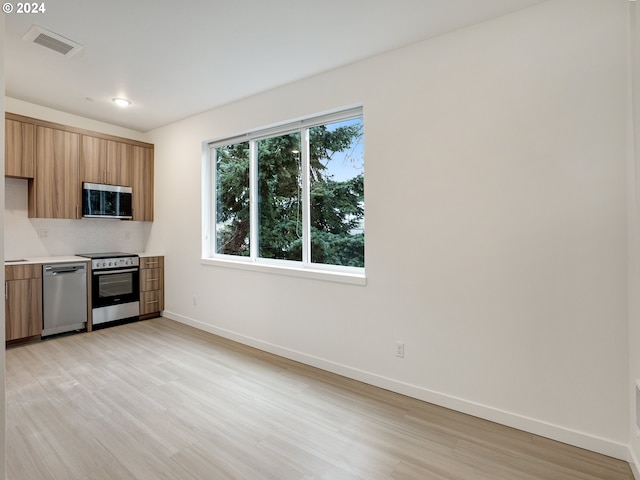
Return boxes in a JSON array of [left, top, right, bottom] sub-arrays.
[[5, 256, 91, 266], [5, 253, 164, 266]]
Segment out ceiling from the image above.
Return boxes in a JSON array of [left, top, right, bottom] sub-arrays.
[[4, 0, 547, 132]]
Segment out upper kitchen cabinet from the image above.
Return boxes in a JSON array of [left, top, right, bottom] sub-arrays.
[[6, 112, 154, 221], [131, 145, 154, 221], [82, 135, 132, 186], [5, 117, 35, 178], [29, 126, 81, 219]]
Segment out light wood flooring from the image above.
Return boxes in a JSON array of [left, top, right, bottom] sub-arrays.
[[6, 317, 635, 480]]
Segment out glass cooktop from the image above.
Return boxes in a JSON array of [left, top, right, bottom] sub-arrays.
[[76, 252, 138, 259]]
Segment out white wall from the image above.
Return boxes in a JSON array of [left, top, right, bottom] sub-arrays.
[[150, 0, 629, 459], [3, 99, 154, 259], [629, 1, 640, 475], [5, 98, 148, 142]]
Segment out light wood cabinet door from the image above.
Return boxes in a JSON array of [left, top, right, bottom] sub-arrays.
[[140, 290, 163, 316], [5, 265, 42, 342], [29, 126, 81, 219], [106, 140, 131, 186], [139, 256, 164, 317], [140, 267, 163, 292], [5, 118, 35, 178], [140, 256, 163, 270], [82, 136, 131, 186], [82, 135, 107, 184], [132, 145, 154, 221]]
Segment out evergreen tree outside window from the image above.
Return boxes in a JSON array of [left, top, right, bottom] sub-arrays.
[[309, 118, 364, 267], [257, 132, 303, 261], [208, 107, 364, 273], [215, 141, 250, 256]]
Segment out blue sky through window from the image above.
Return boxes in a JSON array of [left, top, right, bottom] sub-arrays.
[[320, 117, 364, 182]]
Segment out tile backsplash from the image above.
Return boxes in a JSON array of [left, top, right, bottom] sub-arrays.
[[5, 178, 151, 258]]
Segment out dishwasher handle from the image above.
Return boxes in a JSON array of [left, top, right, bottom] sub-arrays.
[[43, 263, 87, 275]]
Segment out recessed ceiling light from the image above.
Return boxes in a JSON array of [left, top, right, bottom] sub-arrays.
[[112, 97, 131, 107]]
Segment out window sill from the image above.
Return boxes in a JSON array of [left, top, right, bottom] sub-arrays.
[[200, 257, 366, 286]]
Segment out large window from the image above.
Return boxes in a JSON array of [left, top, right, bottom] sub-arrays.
[[205, 107, 364, 277]]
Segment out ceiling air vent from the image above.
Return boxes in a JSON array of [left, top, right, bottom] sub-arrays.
[[22, 25, 83, 57]]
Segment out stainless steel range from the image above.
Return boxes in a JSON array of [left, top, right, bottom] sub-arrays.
[[77, 252, 140, 328]]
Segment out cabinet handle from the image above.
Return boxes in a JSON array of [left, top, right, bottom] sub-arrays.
[[145, 300, 159, 305], [146, 261, 159, 265], [4, 282, 7, 300], [145, 278, 158, 282]]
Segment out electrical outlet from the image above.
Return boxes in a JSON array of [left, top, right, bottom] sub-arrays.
[[37, 228, 48, 239], [395, 341, 405, 358]]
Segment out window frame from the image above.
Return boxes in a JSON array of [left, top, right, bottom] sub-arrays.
[[202, 107, 365, 285]]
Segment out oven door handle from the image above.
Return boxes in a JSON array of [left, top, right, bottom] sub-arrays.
[[93, 268, 139, 275]]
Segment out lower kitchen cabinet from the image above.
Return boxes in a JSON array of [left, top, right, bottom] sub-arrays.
[[139, 256, 164, 318], [5, 264, 42, 345]]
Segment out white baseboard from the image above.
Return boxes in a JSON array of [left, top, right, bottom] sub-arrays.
[[629, 447, 640, 479], [163, 310, 631, 462]]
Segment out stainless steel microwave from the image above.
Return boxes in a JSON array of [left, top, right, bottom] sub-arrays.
[[82, 183, 133, 219]]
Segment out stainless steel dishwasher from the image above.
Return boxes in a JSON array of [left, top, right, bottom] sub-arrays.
[[42, 262, 88, 337]]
